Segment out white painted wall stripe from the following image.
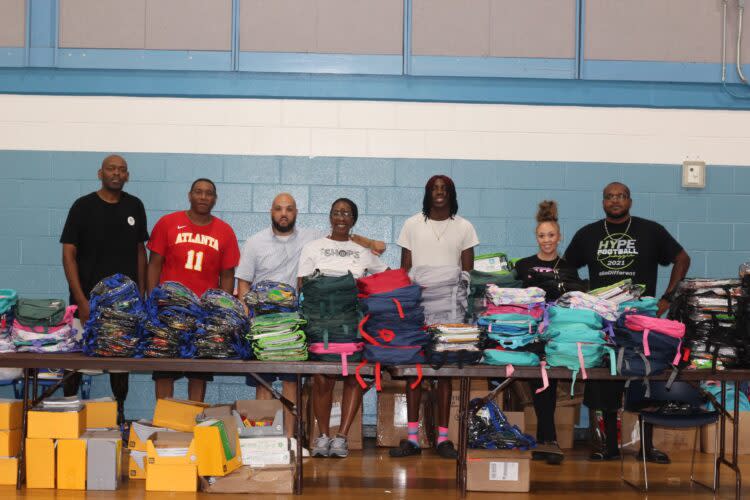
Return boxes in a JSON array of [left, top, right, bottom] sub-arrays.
[[1, 94, 749, 165]]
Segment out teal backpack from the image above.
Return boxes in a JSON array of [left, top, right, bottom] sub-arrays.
[[482, 349, 540, 366], [545, 340, 616, 394], [547, 306, 603, 329], [0, 289, 17, 315]]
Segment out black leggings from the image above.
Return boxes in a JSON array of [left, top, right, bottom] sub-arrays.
[[528, 378, 558, 443]]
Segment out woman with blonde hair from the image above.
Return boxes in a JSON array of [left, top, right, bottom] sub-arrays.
[[514, 200, 583, 464]]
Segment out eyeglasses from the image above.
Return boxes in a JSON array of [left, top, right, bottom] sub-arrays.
[[604, 193, 629, 201], [331, 210, 353, 218], [191, 189, 216, 198]]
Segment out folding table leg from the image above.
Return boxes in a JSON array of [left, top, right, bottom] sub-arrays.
[[456, 376, 470, 496], [295, 374, 303, 495], [16, 368, 31, 489]]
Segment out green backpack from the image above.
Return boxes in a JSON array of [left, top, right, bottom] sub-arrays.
[[15, 298, 66, 327]]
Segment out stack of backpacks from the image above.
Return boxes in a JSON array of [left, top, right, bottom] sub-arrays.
[[248, 312, 308, 361], [465, 269, 522, 324], [427, 323, 483, 368], [355, 269, 428, 389], [303, 273, 362, 375], [0, 289, 16, 353], [543, 305, 616, 393], [83, 274, 145, 357], [409, 265, 469, 325], [669, 278, 746, 369], [11, 297, 79, 353], [611, 312, 685, 395], [141, 282, 202, 358], [195, 289, 249, 359], [480, 287, 546, 368], [245, 281, 307, 361]]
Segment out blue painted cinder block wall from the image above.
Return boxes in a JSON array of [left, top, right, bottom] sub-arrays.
[[0, 150, 748, 421]]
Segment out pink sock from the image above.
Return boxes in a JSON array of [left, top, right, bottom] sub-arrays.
[[437, 426, 449, 445], [407, 422, 419, 445]]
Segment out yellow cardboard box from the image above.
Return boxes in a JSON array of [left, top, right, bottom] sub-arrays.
[[0, 457, 18, 486], [0, 457, 17, 485], [27, 409, 84, 439], [25, 438, 55, 489], [127, 420, 171, 451], [153, 398, 209, 432], [0, 429, 21, 457], [146, 463, 198, 492], [0, 400, 22, 430], [57, 438, 87, 490], [146, 432, 197, 466], [128, 450, 147, 480], [85, 399, 118, 429], [194, 416, 242, 477]]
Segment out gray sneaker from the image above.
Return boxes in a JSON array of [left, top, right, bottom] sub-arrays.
[[312, 434, 331, 457], [329, 435, 349, 458]]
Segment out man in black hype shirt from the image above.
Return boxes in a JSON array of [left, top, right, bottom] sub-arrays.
[[564, 182, 691, 464], [60, 154, 149, 425]]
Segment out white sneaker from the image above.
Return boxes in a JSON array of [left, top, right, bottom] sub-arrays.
[[312, 434, 331, 457], [329, 435, 349, 458]]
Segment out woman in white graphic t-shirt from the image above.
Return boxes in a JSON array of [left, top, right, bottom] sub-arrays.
[[298, 198, 387, 458]]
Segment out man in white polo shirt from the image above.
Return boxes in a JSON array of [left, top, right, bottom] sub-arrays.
[[236, 193, 384, 434]]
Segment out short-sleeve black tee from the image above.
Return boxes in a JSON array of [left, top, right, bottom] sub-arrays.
[[514, 255, 582, 300], [563, 216, 682, 296], [60, 191, 149, 305]]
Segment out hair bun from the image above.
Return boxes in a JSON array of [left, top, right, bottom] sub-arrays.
[[536, 200, 558, 223]]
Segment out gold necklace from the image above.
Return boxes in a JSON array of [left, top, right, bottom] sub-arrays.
[[604, 217, 632, 237], [429, 218, 451, 241]]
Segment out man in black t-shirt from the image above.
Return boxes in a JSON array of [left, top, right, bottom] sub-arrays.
[[60, 154, 149, 423], [564, 182, 690, 313], [564, 182, 690, 464]]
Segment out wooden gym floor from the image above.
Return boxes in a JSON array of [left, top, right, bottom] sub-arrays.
[[2, 441, 748, 499]]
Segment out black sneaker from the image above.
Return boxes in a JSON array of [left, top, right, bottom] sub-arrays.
[[436, 440, 458, 459], [532, 441, 564, 465], [389, 439, 421, 458], [640, 447, 671, 464]]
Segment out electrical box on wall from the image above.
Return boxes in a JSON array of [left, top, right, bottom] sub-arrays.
[[682, 161, 706, 188]]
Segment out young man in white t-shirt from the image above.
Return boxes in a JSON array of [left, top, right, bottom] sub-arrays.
[[392, 175, 479, 459]]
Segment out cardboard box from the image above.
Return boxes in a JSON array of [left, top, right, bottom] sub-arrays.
[[523, 405, 578, 449], [128, 450, 147, 480], [0, 429, 21, 457], [146, 432, 197, 466], [235, 400, 285, 438], [242, 450, 291, 467], [702, 413, 750, 455], [200, 404, 233, 420], [25, 438, 55, 489], [199, 463, 294, 494], [0, 400, 22, 430], [85, 398, 118, 429], [376, 385, 430, 448], [0, 457, 17, 485], [194, 416, 242, 477], [467, 449, 531, 493], [304, 381, 362, 450], [146, 463, 198, 492], [84, 430, 122, 490], [152, 398, 209, 432], [239, 436, 289, 453], [57, 438, 87, 490], [620, 411, 696, 453], [128, 420, 171, 451], [27, 408, 84, 439]]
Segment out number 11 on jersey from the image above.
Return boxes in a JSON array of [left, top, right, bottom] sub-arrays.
[[185, 250, 204, 272]]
